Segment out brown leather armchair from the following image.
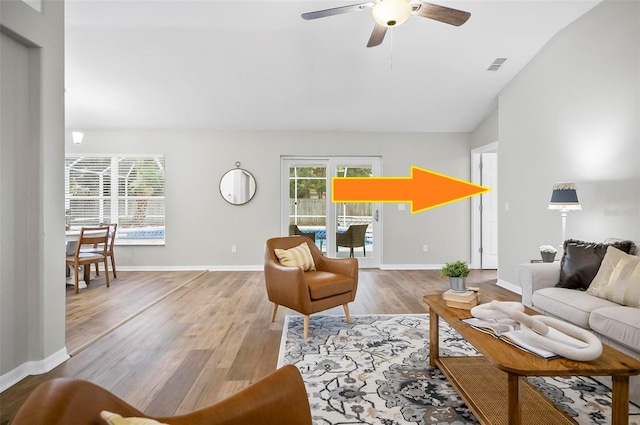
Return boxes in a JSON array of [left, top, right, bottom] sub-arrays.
[[9, 365, 311, 425], [265, 236, 358, 339]]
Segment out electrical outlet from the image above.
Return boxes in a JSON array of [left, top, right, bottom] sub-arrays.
[[231, 245, 237, 253], [423, 244, 428, 252]]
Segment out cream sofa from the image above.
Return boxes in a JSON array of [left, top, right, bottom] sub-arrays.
[[517, 238, 640, 403]]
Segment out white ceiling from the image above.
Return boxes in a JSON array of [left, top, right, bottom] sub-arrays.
[[64, 0, 601, 133]]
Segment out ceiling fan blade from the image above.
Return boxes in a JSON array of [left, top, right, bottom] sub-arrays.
[[413, 1, 471, 26], [302, 3, 374, 20], [366, 24, 387, 48]]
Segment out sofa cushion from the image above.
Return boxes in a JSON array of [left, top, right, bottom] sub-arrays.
[[556, 239, 635, 290], [589, 306, 640, 352], [587, 246, 640, 307], [305, 271, 354, 300], [275, 242, 316, 272], [532, 287, 619, 329]]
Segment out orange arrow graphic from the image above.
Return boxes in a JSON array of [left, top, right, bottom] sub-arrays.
[[332, 166, 490, 213]]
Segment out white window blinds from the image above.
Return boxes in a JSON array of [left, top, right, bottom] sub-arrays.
[[65, 155, 165, 242]]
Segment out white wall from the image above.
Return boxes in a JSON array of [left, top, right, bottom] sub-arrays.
[[67, 131, 473, 269], [1, 0, 67, 388], [498, 0, 640, 286], [470, 107, 498, 150]]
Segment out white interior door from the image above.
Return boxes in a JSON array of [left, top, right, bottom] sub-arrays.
[[481, 152, 498, 269], [282, 157, 381, 268]]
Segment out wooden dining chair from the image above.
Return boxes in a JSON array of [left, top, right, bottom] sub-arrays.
[[85, 223, 118, 279], [66, 226, 110, 294]]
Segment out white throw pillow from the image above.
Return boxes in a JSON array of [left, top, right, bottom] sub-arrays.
[[587, 246, 640, 307], [274, 242, 316, 272]]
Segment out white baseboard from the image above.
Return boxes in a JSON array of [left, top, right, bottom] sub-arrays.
[[0, 347, 69, 392], [208, 265, 263, 271], [116, 266, 209, 271], [380, 264, 444, 270], [116, 265, 264, 272], [497, 279, 522, 295]]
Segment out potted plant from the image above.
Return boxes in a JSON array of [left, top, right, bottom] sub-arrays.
[[539, 245, 558, 262], [441, 260, 470, 293]]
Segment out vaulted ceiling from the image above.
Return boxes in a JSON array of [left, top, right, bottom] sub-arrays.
[[64, 0, 600, 133]]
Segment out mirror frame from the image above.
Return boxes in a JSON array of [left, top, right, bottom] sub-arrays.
[[219, 167, 257, 205]]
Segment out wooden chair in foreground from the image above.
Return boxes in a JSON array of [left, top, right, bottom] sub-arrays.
[[9, 365, 311, 425], [336, 224, 368, 257], [265, 236, 358, 338], [66, 226, 110, 294], [83, 222, 118, 279]]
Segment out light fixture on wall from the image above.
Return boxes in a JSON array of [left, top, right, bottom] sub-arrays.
[[548, 182, 581, 247], [371, 0, 413, 27], [72, 131, 84, 145]]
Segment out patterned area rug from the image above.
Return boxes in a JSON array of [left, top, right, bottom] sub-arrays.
[[277, 314, 640, 425]]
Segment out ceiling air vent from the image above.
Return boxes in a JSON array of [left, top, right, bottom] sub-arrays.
[[487, 58, 507, 71]]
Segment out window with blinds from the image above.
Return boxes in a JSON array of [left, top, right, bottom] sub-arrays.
[[65, 155, 165, 244]]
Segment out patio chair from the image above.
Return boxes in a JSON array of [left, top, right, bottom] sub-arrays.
[[288, 224, 316, 243], [9, 365, 311, 425], [265, 236, 358, 338], [336, 224, 368, 257]]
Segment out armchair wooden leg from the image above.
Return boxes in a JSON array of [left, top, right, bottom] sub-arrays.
[[304, 315, 310, 339], [343, 304, 351, 323], [271, 304, 279, 322]]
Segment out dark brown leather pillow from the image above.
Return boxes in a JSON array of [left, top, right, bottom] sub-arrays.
[[556, 239, 635, 290]]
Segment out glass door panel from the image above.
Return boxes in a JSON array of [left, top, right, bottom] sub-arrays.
[[334, 164, 375, 260], [288, 164, 327, 253]]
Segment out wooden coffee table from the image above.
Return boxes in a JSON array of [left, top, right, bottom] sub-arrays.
[[423, 293, 640, 425]]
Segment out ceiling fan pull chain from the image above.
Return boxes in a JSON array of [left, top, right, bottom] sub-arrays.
[[390, 29, 394, 71]]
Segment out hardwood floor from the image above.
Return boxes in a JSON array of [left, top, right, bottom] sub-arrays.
[[0, 268, 517, 423]]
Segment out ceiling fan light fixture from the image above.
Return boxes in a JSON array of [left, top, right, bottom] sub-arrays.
[[372, 0, 412, 28]]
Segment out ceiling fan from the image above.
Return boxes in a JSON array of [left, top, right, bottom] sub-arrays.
[[302, 0, 470, 48]]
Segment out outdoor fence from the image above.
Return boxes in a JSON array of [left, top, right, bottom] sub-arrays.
[[290, 199, 372, 227]]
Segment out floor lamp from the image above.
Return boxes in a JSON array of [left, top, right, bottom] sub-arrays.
[[548, 182, 581, 248]]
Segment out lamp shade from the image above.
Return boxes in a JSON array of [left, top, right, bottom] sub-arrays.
[[548, 182, 581, 211], [72, 131, 84, 145], [371, 0, 413, 27]]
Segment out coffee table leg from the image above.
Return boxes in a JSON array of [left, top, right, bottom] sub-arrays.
[[507, 373, 522, 425], [611, 375, 629, 425], [429, 308, 439, 367]]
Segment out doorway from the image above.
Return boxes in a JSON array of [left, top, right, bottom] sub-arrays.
[[282, 157, 382, 268], [471, 143, 498, 269]]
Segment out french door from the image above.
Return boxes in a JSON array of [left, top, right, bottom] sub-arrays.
[[282, 157, 381, 268]]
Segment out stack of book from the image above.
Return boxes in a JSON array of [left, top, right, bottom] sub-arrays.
[[442, 289, 479, 310]]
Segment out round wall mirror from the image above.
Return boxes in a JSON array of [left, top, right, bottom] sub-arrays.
[[219, 167, 257, 205]]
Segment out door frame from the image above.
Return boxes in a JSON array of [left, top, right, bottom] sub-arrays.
[[281, 156, 382, 268], [470, 142, 498, 269]]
